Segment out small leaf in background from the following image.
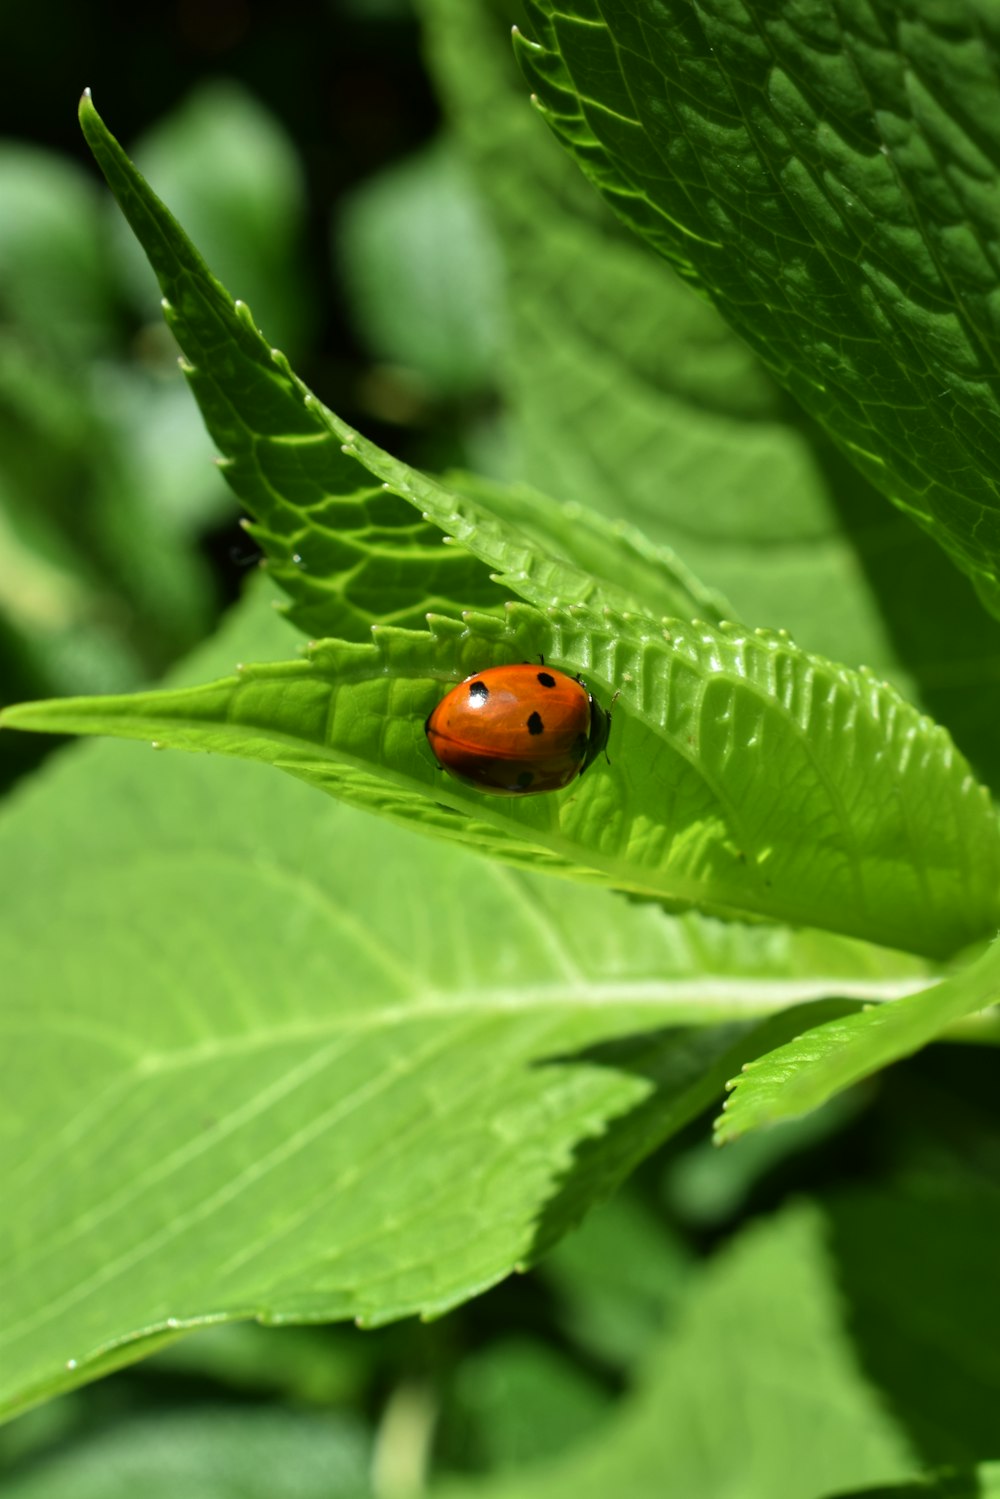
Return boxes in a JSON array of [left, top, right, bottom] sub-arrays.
[[827, 1189, 1000, 1466], [145, 1322, 372, 1407], [540, 1189, 692, 1371], [664, 1089, 864, 1227], [0, 145, 115, 355], [109, 80, 310, 357], [440, 1336, 611, 1473], [336, 135, 505, 404], [0, 115, 273, 790]]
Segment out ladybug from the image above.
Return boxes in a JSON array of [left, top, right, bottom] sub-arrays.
[[425, 663, 611, 796]]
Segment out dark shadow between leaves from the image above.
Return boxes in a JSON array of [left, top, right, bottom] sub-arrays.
[[523, 999, 859, 1267], [814, 434, 1000, 789], [825, 1183, 1000, 1469], [823, 1474, 990, 1498]]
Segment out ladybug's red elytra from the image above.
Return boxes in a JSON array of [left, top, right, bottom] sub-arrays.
[[425, 663, 611, 796]]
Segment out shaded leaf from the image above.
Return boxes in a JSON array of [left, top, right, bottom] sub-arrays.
[[827, 1189, 1000, 1466], [516, 1, 1000, 610]]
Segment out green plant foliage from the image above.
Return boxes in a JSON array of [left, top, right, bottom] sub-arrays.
[[442, 1336, 611, 1472], [78, 91, 504, 645], [0, 133, 234, 789], [0, 144, 114, 354], [0, 94, 981, 962], [433, 1206, 919, 1499], [539, 1190, 692, 1370], [716, 939, 1000, 1141], [109, 80, 310, 356], [515, 2, 1000, 613], [7, 591, 998, 955], [445, 469, 730, 627], [3, 584, 929, 1417], [0, 1406, 371, 1499], [336, 136, 504, 400], [77, 92, 718, 644], [420, 0, 1000, 789], [5, 12, 1000, 1473]]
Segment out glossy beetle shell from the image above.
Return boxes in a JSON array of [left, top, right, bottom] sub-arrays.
[[425, 663, 610, 796]]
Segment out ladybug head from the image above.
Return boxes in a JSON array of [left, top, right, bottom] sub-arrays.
[[581, 691, 613, 773]]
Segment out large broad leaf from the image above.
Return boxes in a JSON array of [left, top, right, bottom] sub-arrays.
[[6, 592, 999, 957], [2, 584, 930, 1419], [515, 2, 1000, 614]]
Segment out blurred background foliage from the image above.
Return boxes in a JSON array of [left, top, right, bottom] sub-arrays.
[[5, 1, 1000, 1495], [0, 0, 510, 795]]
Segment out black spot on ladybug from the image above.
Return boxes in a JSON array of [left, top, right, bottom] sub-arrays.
[[468, 680, 489, 705], [527, 711, 544, 735], [537, 671, 556, 688], [516, 771, 534, 789]]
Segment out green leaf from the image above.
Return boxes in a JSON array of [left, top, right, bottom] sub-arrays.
[[0, 145, 114, 355], [6, 592, 998, 957], [445, 469, 729, 628], [434, 1206, 918, 1499], [335, 135, 504, 399], [79, 91, 720, 643], [78, 89, 503, 644], [68, 92, 1000, 957], [419, 0, 1000, 789], [109, 81, 311, 355], [515, 2, 1000, 610], [146, 1321, 369, 1406], [3, 584, 921, 1416], [540, 1189, 692, 1370], [0, 1406, 371, 1499], [716, 939, 1000, 1142], [442, 1336, 611, 1472]]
